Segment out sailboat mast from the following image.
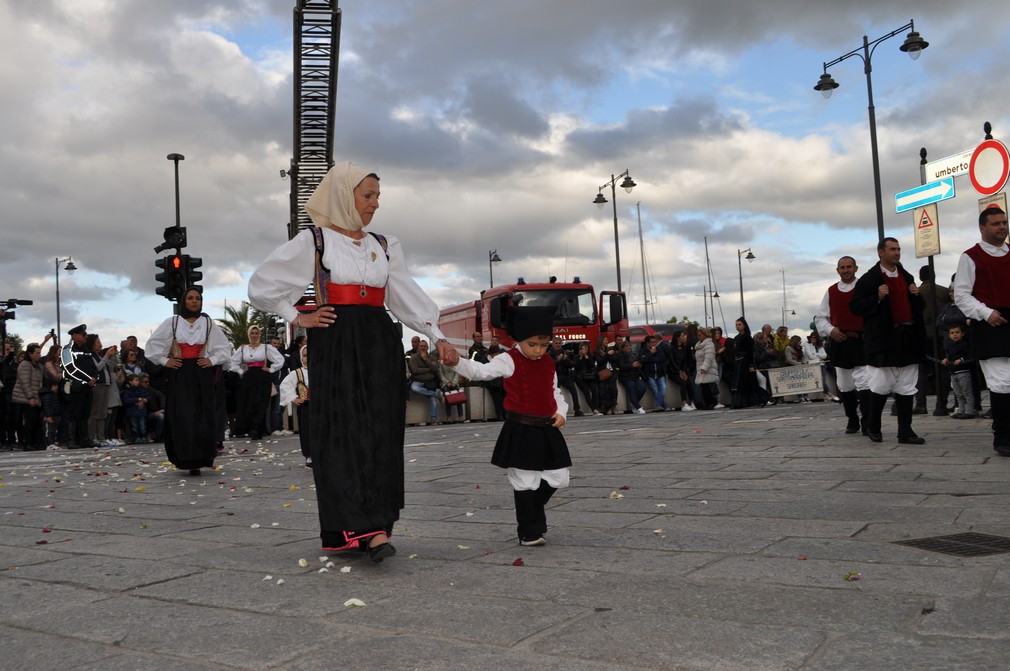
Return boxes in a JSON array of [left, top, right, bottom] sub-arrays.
[[637, 202, 649, 323]]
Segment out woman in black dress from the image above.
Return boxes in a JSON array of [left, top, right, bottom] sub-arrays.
[[248, 162, 453, 563], [731, 317, 765, 409]]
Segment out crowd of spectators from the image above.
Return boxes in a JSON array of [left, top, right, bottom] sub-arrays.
[[402, 324, 841, 423], [0, 327, 305, 452]]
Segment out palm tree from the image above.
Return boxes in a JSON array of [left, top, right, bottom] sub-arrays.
[[217, 302, 272, 348]]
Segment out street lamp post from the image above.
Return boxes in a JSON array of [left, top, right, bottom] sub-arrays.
[[737, 248, 755, 320], [814, 20, 929, 243], [488, 249, 502, 288], [593, 169, 636, 292], [54, 256, 77, 345]]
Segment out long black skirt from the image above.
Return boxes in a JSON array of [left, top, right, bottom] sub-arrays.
[[164, 360, 218, 469], [234, 367, 271, 438], [308, 305, 406, 550], [731, 361, 765, 409]]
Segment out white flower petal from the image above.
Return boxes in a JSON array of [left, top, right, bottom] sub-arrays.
[[343, 598, 366, 607]]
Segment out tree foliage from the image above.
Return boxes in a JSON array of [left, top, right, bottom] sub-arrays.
[[666, 315, 699, 327], [216, 303, 271, 348]]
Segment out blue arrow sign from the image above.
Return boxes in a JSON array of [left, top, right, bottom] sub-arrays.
[[894, 177, 955, 213]]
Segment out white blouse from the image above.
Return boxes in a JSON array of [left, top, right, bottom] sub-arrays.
[[230, 344, 285, 374], [145, 315, 232, 366], [278, 366, 308, 406], [247, 228, 446, 343]]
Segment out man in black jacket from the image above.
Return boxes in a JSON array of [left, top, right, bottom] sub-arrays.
[[850, 238, 927, 444]]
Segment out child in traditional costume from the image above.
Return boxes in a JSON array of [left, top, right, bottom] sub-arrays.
[[448, 306, 571, 546]]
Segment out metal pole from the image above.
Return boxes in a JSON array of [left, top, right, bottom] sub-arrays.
[[488, 250, 494, 288], [919, 147, 944, 413], [610, 175, 622, 292], [737, 251, 746, 321], [863, 36, 886, 243], [54, 257, 61, 347]]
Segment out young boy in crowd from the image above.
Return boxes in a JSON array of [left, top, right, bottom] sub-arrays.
[[442, 306, 571, 546], [941, 323, 975, 419], [120, 374, 150, 443]]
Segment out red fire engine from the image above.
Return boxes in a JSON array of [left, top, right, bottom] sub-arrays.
[[438, 278, 628, 351]]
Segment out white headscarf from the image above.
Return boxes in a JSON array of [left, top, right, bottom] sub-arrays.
[[304, 161, 371, 232]]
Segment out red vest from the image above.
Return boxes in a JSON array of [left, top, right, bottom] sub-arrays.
[[884, 272, 912, 324], [504, 348, 558, 416], [966, 243, 1010, 306], [828, 284, 862, 331]]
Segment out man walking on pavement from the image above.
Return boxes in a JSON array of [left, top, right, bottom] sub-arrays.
[[815, 256, 869, 435], [953, 207, 1010, 456], [850, 238, 927, 444]]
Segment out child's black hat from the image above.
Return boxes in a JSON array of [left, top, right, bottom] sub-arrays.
[[506, 306, 556, 342]]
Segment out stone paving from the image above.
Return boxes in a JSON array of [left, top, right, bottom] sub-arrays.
[[3, 400, 1010, 670]]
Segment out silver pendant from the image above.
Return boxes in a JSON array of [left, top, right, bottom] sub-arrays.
[[359, 287, 367, 297]]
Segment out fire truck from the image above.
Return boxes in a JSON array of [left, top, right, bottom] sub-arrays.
[[438, 278, 628, 352]]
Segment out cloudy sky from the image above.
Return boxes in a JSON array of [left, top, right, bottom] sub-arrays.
[[2, 0, 1008, 349]]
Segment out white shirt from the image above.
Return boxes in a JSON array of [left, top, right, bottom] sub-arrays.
[[453, 352, 568, 417], [145, 315, 232, 366], [230, 344, 285, 374], [278, 366, 308, 406], [954, 239, 1010, 322], [814, 279, 856, 338], [247, 228, 446, 343]]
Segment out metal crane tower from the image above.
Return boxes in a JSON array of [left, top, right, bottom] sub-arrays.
[[287, 1, 341, 241]]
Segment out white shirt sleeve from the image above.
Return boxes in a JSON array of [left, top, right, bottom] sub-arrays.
[[453, 353, 514, 381], [144, 317, 175, 366], [266, 345, 286, 373], [248, 230, 316, 323], [552, 373, 568, 417], [384, 235, 447, 343], [278, 369, 300, 406], [204, 322, 233, 366], [813, 289, 834, 338]]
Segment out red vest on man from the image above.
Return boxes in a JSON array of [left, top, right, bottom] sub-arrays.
[[828, 284, 862, 331], [504, 348, 558, 416], [883, 273, 912, 324], [966, 243, 1010, 306]]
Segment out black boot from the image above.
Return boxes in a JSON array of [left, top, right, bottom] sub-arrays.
[[839, 390, 860, 434], [857, 390, 873, 437], [895, 394, 925, 444], [989, 392, 1010, 456], [534, 481, 557, 534], [514, 490, 545, 543], [867, 393, 888, 442]]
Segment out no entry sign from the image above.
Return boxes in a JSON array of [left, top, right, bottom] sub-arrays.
[[969, 139, 1010, 196]]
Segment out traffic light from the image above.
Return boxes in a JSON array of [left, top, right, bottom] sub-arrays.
[[154, 226, 187, 254], [186, 256, 203, 292], [155, 254, 187, 300]]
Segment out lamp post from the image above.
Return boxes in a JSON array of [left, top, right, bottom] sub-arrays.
[[737, 248, 755, 320], [54, 256, 77, 345], [593, 169, 636, 292], [488, 249, 502, 288], [814, 20, 929, 243]]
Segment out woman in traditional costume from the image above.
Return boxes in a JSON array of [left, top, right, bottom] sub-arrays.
[[146, 288, 232, 475], [248, 162, 451, 563], [230, 325, 284, 440]]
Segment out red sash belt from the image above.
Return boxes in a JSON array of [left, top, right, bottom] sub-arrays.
[[246, 361, 266, 368], [178, 343, 203, 359], [326, 282, 386, 307]]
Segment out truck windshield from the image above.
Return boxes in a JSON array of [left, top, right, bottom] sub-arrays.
[[512, 289, 596, 325]]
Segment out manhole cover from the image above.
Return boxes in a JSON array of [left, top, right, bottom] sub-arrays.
[[894, 532, 1010, 557]]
